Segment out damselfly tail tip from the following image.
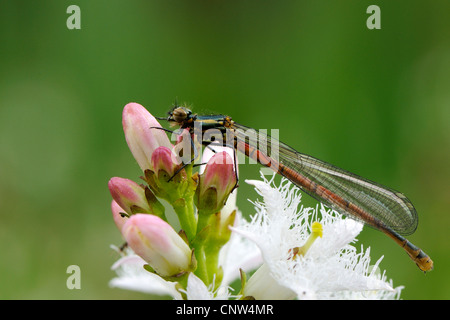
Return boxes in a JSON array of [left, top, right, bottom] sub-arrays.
[[416, 255, 433, 273]]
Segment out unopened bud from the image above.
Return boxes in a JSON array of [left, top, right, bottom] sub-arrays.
[[195, 151, 237, 216], [122, 214, 194, 277], [122, 102, 172, 172]]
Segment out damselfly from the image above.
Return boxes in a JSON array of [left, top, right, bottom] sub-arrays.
[[157, 106, 433, 272]]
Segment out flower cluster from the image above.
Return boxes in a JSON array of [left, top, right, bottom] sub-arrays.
[[108, 102, 403, 300]]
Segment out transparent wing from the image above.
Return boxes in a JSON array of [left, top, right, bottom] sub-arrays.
[[232, 122, 418, 236]]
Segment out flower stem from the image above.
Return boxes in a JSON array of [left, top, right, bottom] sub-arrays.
[[193, 245, 210, 285], [173, 197, 197, 241], [204, 244, 220, 287]]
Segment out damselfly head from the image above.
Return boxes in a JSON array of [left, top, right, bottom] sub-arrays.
[[166, 106, 195, 127]]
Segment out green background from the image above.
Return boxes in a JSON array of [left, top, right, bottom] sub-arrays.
[[1, 1, 449, 299]]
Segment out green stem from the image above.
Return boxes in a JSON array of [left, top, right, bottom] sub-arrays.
[[204, 244, 220, 287], [196, 212, 211, 235], [193, 246, 209, 285], [174, 198, 197, 241]]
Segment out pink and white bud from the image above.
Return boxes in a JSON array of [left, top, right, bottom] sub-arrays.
[[195, 151, 237, 215], [108, 177, 152, 215], [122, 214, 193, 277], [122, 103, 172, 171], [151, 146, 180, 178]]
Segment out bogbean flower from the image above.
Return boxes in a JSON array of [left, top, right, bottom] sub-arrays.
[[231, 175, 403, 300], [110, 248, 182, 299], [109, 102, 241, 297]]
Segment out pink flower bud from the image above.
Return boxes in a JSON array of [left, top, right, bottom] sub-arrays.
[[122, 103, 172, 172], [122, 214, 193, 277], [151, 146, 179, 178], [108, 177, 152, 215], [201, 147, 238, 217], [195, 151, 237, 215], [108, 177, 165, 218]]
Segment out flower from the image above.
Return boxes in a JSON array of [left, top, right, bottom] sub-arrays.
[[145, 145, 188, 202], [109, 199, 262, 299], [181, 273, 235, 300], [151, 146, 178, 178], [108, 177, 165, 218], [110, 248, 235, 300], [231, 174, 403, 300], [122, 214, 195, 278], [110, 248, 182, 299], [109, 172, 402, 300], [122, 102, 172, 172], [195, 150, 237, 216]]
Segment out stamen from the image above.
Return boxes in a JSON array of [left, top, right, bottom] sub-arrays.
[[291, 222, 323, 259]]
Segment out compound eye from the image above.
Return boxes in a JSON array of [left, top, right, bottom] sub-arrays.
[[172, 107, 188, 123]]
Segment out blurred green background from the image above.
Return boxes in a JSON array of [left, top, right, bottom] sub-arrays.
[[0, 0, 449, 299]]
